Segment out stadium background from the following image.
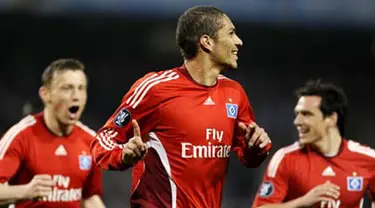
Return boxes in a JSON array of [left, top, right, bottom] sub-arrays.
[[1, 1, 374, 207]]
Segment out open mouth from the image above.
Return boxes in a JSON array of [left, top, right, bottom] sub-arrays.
[[297, 127, 310, 137], [69, 106, 80, 114]]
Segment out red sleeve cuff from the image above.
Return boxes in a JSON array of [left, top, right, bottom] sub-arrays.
[[112, 148, 133, 171]]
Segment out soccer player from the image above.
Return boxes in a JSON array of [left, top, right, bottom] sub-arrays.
[[91, 5, 272, 208], [0, 59, 105, 208], [252, 79, 375, 208]]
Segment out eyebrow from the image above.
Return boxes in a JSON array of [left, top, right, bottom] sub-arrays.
[[295, 109, 314, 115]]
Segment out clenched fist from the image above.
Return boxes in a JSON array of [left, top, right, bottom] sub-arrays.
[[20, 174, 53, 200]]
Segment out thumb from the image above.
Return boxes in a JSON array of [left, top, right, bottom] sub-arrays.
[[238, 122, 251, 139], [132, 119, 141, 137], [238, 122, 248, 133]]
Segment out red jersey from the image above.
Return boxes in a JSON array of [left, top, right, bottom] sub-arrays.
[[252, 139, 375, 208], [0, 113, 103, 208], [91, 65, 270, 208]]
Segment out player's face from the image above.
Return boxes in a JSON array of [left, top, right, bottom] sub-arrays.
[[211, 15, 243, 70], [45, 70, 88, 125], [294, 96, 329, 145]]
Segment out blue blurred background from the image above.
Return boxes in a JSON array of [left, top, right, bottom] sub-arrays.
[[1, 1, 375, 207]]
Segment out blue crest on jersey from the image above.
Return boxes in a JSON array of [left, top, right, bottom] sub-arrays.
[[225, 103, 238, 119], [79, 155, 92, 170], [347, 176, 363, 191]]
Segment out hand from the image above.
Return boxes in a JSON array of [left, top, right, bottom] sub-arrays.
[[19, 174, 53, 200], [298, 181, 340, 207], [238, 122, 271, 154], [122, 119, 148, 165]]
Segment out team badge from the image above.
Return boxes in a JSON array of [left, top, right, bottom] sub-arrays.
[[79, 154, 92, 170], [114, 108, 131, 127], [347, 175, 363, 191], [258, 181, 274, 197], [225, 103, 238, 119]]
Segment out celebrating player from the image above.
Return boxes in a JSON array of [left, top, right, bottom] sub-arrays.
[[0, 59, 105, 208], [252, 80, 375, 208], [91, 5, 271, 208]]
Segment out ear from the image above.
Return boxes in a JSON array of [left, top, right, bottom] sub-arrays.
[[39, 86, 50, 105], [199, 34, 214, 52], [325, 112, 338, 127]]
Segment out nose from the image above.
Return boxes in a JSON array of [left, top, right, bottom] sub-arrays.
[[71, 88, 80, 102], [294, 114, 302, 126], [235, 35, 243, 47]]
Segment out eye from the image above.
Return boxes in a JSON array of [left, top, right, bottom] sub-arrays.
[[61, 85, 71, 90], [78, 85, 87, 91]]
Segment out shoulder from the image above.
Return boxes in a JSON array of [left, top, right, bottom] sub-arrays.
[[346, 140, 375, 159], [124, 68, 181, 108], [0, 115, 37, 157], [266, 142, 302, 177], [75, 121, 97, 142], [1, 115, 37, 140], [218, 74, 241, 88], [218, 74, 248, 99], [131, 68, 181, 92]]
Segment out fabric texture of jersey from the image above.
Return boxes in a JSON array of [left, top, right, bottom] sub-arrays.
[[0, 112, 103, 208], [252, 139, 375, 208], [91, 65, 270, 208]]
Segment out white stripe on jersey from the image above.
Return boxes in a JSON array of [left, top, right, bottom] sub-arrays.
[[126, 70, 173, 108], [267, 142, 300, 178], [132, 73, 179, 109], [348, 140, 375, 158], [0, 115, 36, 159], [126, 73, 160, 105], [76, 121, 97, 137], [96, 129, 124, 151], [147, 132, 176, 208]]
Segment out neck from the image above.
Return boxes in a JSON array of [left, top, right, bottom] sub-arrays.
[[43, 108, 73, 137], [311, 128, 342, 157], [184, 56, 222, 86]]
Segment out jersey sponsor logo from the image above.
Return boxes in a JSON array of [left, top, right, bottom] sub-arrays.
[[258, 181, 274, 197], [79, 154, 92, 170], [42, 175, 82, 202], [114, 108, 131, 127], [225, 103, 238, 119], [347, 175, 363, 191], [181, 128, 231, 158], [320, 200, 341, 208]]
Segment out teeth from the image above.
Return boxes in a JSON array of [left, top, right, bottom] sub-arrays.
[[298, 127, 309, 134]]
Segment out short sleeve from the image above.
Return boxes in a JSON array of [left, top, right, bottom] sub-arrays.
[[0, 117, 33, 183], [252, 148, 290, 207]]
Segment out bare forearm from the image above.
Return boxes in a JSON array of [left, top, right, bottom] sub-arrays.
[[82, 195, 105, 208], [0, 184, 25, 205]]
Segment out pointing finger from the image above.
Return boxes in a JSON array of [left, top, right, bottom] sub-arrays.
[[132, 119, 141, 137]]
